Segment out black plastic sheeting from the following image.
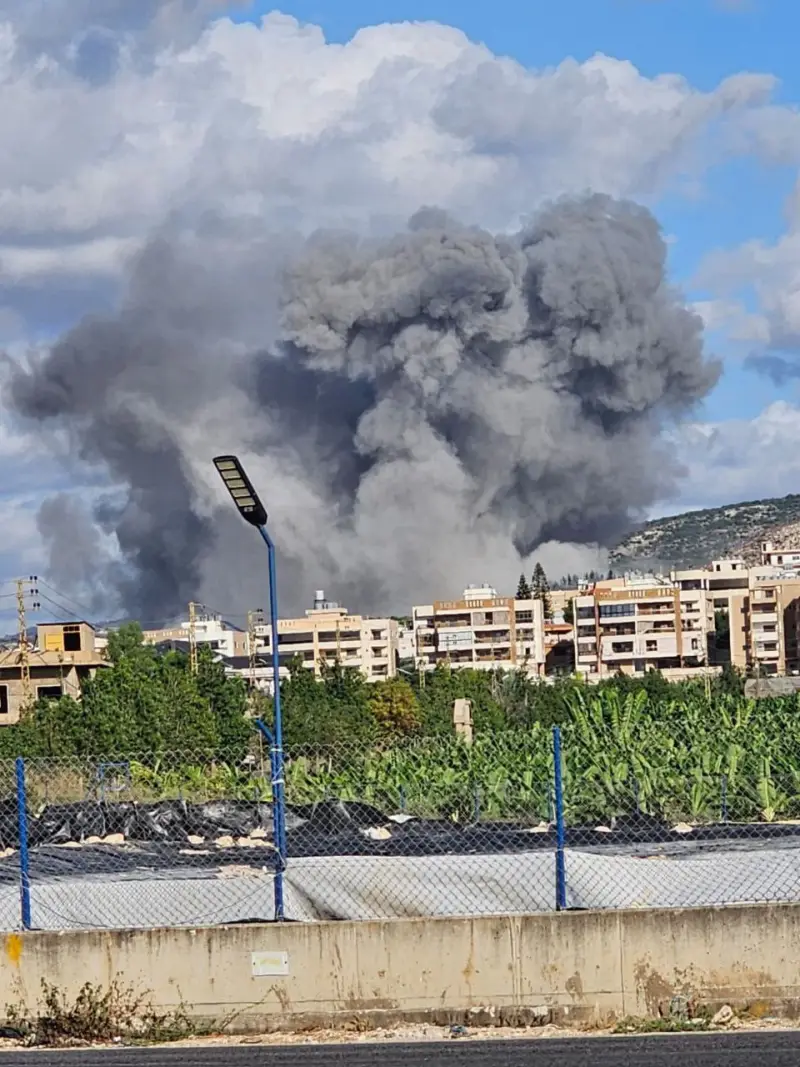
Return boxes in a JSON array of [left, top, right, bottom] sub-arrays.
[[0, 798, 797, 866]]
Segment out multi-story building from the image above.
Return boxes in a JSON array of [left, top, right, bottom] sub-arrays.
[[730, 572, 800, 676], [0, 621, 109, 723], [760, 541, 800, 570], [143, 609, 247, 659], [412, 585, 546, 675], [252, 591, 398, 687], [573, 575, 714, 678]]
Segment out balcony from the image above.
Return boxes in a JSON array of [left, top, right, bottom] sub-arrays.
[[751, 611, 778, 625], [474, 631, 511, 644]]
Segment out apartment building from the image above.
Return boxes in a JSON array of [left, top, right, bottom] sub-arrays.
[[413, 585, 546, 675], [253, 591, 398, 686], [760, 541, 800, 570], [143, 610, 247, 659], [573, 576, 713, 678], [0, 622, 109, 723], [731, 573, 800, 676]]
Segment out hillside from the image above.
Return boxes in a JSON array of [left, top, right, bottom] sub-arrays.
[[611, 494, 800, 571]]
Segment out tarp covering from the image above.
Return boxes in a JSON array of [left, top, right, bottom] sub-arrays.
[[0, 842, 798, 928], [0, 798, 796, 928]]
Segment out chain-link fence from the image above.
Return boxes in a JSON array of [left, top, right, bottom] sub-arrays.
[[3, 725, 800, 930], [2, 749, 280, 932], [280, 732, 800, 921]]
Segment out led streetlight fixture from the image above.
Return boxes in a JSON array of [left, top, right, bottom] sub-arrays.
[[213, 455, 268, 528], [212, 451, 287, 921]]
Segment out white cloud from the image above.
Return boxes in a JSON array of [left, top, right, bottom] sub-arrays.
[[0, 4, 797, 606], [0, 8, 787, 301], [669, 401, 800, 509]]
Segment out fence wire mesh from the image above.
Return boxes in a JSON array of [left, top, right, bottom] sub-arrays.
[[282, 734, 557, 921], [0, 750, 279, 932], [2, 726, 800, 930]]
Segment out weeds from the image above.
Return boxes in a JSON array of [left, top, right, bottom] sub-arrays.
[[4, 978, 195, 1047]]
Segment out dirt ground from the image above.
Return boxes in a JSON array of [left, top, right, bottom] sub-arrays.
[[162, 1017, 800, 1049], [0, 1016, 799, 1052]]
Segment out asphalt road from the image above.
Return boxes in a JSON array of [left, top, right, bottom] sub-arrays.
[[6, 1033, 800, 1065]]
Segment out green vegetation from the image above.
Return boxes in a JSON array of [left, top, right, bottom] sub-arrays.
[[279, 676, 800, 826], [7, 625, 800, 828], [531, 562, 553, 620], [0, 623, 252, 760], [5, 978, 194, 1047]]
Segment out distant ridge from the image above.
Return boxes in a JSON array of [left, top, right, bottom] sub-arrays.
[[612, 494, 800, 571]]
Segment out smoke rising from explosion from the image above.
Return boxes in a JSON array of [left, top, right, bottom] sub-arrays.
[[7, 194, 720, 621]]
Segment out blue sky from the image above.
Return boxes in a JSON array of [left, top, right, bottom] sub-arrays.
[[229, 0, 799, 423]]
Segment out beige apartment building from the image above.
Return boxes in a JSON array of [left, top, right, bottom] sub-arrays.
[[573, 577, 714, 678], [253, 591, 398, 686], [570, 556, 800, 679], [413, 585, 546, 675], [727, 573, 800, 676], [0, 621, 108, 723]]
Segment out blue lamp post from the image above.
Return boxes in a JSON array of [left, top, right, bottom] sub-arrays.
[[213, 455, 287, 921]]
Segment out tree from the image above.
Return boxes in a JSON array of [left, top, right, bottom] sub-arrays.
[[531, 563, 553, 621], [563, 598, 575, 626], [369, 678, 420, 737], [516, 573, 532, 599], [196, 645, 251, 759]]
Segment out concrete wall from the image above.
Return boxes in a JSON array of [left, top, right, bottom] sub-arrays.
[[3, 905, 800, 1032]]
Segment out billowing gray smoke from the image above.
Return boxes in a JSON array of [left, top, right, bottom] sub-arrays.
[[7, 193, 720, 622]]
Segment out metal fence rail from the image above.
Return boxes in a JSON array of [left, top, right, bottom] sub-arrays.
[[1, 725, 800, 929]]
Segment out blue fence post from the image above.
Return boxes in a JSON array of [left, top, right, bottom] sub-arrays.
[[255, 719, 286, 921], [552, 726, 567, 912], [15, 758, 31, 931]]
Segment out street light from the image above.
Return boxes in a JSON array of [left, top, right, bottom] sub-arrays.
[[213, 454, 287, 922]]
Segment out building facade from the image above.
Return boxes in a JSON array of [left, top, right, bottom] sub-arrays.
[[0, 622, 108, 723], [412, 585, 546, 675], [252, 591, 398, 687], [143, 610, 247, 659], [573, 576, 714, 678]]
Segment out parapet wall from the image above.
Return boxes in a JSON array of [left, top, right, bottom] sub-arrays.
[[2, 905, 798, 1032]]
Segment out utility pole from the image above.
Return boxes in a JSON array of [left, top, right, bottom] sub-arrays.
[[188, 600, 198, 675], [247, 609, 264, 692], [16, 576, 39, 709]]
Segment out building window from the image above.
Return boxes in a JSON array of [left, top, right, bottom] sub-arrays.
[[63, 624, 82, 653], [690, 639, 699, 650], [612, 641, 634, 653], [515, 611, 533, 624], [0, 686, 7, 715], [576, 606, 595, 620], [645, 640, 657, 652], [278, 632, 314, 645], [599, 603, 634, 618], [37, 685, 62, 702]]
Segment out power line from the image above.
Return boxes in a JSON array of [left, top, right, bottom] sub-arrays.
[[35, 580, 97, 622], [37, 592, 82, 623]]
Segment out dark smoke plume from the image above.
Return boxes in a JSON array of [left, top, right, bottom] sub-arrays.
[[7, 194, 720, 621]]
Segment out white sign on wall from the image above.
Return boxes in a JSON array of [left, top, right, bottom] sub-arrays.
[[251, 951, 289, 977]]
